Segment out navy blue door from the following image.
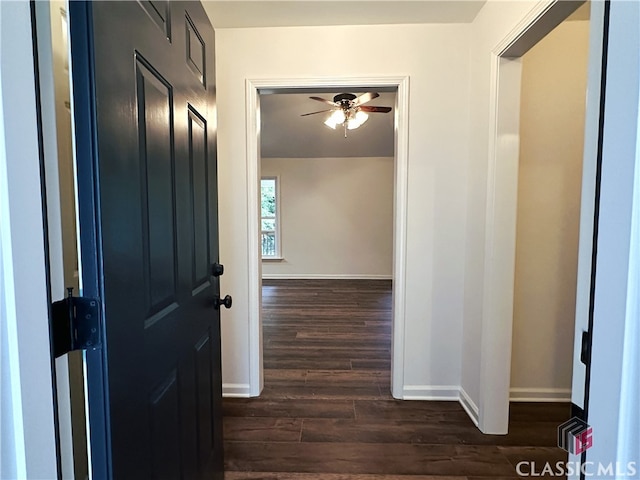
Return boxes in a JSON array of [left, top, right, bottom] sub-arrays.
[[70, 2, 224, 478]]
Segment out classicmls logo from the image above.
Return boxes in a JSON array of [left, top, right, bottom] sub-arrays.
[[558, 417, 593, 454], [516, 418, 636, 477]]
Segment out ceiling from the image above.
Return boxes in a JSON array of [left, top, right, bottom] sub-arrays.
[[260, 91, 396, 158], [202, 1, 487, 29], [203, 1, 487, 158], [207, 1, 586, 159]]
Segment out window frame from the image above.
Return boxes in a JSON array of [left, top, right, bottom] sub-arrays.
[[260, 176, 281, 259]]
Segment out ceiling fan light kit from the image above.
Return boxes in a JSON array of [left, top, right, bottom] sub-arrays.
[[323, 109, 369, 130], [302, 92, 392, 137]]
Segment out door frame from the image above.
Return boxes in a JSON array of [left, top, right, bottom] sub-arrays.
[[584, 0, 639, 473], [245, 76, 410, 397], [0, 2, 58, 477], [478, 0, 602, 434]]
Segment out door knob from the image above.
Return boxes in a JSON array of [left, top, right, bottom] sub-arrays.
[[214, 294, 232, 310], [211, 263, 224, 277]]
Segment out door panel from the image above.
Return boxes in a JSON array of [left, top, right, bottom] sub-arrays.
[[188, 107, 211, 292], [186, 14, 206, 84], [139, 0, 172, 39], [136, 57, 179, 318], [70, 2, 223, 478]]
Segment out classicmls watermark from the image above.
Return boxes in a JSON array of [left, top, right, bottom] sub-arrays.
[[557, 417, 593, 454], [515, 461, 638, 477], [515, 417, 638, 477]]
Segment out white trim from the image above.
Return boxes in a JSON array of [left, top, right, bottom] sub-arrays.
[[245, 80, 263, 397], [245, 76, 410, 400], [262, 274, 392, 281], [479, 53, 523, 435], [509, 388, 572, 403], [400, 386, 480, 427], [222, 383, 252, 398], [494, 0, 556, 56], [459, 388, 479, 427], [0, 2, 57, 477], [571, 0, 606, 411], [391, 76, 410, 400], [402, 385, 460, 401]]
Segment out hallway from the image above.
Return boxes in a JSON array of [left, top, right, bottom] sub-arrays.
[[223, 279, 568, 478]]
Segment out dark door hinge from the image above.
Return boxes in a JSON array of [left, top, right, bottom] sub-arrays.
[[580, 330, 591, 366], [52, 288, 102, 358]]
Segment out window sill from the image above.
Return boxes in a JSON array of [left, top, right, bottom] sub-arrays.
[[262, 256, 284, 262]]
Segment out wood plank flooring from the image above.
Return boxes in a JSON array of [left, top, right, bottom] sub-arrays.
[[223, 279, 570, 479]]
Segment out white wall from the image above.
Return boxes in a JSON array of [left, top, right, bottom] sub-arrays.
[[461, 0, 539, 419], [261, 156, 394, 279], [216, 23, 470, 398], [510, 20, 590, 402]]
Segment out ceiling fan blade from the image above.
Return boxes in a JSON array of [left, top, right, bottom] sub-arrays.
[[360, 105, 392, 113], [354, 92, 380, 106], [300, 109, 332, 117], [309, 96, 337, 106]]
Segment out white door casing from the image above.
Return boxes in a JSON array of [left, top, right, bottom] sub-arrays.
[[245, 76, 410, 398]]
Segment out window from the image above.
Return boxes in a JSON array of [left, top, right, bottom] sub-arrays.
[[261, 177, 280, 258]]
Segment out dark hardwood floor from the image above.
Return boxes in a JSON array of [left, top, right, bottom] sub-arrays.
[[223, 279, 569, 479]]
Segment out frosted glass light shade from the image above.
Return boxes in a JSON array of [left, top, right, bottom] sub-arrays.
[[324, 109, 346, 129], [347, 110, 369, 130]]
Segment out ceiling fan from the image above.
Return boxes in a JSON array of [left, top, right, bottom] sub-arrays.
[[301, 92, 392, 137]]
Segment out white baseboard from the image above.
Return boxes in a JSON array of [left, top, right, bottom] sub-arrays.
[[459, 387, 479, 426], [222, 383, 251, 398], [402, 385, 460, 401], [262, 273, 392, 280], [402, 385, 479, 427], [509, 387, 571, 402]]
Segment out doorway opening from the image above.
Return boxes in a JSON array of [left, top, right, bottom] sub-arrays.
[[258, 88, 396, 398], [244, 77, 410, 398], [510, 5, 591, 406], [479, 0, 603, 434]]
